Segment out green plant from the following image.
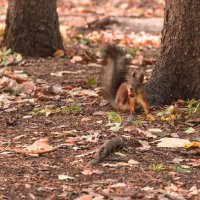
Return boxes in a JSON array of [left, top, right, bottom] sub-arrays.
[[149, 163, 165, 172], [60, 104, 82, 113], [0, 48, 22, 67], [86, 77, 97, 87], [171, 165, 192, 174], [187, 99, 200, 115]]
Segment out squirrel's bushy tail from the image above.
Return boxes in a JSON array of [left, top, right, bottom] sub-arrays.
[[102, 45, 129, 107]]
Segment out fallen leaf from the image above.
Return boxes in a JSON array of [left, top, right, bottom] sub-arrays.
[[53, 49, 65, 58], [58, 174, 75, 181], [128, 159, 140, 165], [189, 185, 198, 195], [148, 128, 168, 137], [20, 81, 35, 95], [109, 123, 121, 132], [81, 117, 91, 122], [189, 159, 200, 167], [24, 138, 54, 151], [147, 114, 156, 121], [110, 182, 127, 188], [81, 168, 103, 175], [102, 162, 133, 167], [80, 89, 98, 97], [155, 138, 191, 148], [184, 141, 200, 149], [161, 114, 176, 121], [51, 70, 83, 77], [137, 140, 151, 150], [141, 186, 154, 191], [184, 127, 195, 134], [93, 111, 105, 116], [172, 158, 184, 163], [124, 125, 136, 132], [71, 56, 83, 63], [137, 128, 157, 138], [75, 194, 93, 200]]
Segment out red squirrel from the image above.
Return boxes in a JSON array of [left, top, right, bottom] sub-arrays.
[[101, 45, 149, 114]]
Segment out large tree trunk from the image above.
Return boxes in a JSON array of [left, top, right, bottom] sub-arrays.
[[146, 0, 200, 105], [2, 0, 64, 57]]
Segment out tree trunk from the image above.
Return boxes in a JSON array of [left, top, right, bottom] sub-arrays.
[[2, 0, 64, 57], [146, 0, 200, 105]]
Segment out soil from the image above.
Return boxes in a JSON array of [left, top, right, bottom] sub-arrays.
[[0, 57, 200, 200], [0, 0, 200, 200]]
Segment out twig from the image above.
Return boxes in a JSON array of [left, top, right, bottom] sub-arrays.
[[0, 147, 58, 156]]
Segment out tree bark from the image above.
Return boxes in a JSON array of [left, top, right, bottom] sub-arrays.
[[2, 0, 64, 57], [146, 0, 200, 105]]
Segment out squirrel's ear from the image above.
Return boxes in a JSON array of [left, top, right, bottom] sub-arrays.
[[132, 72, 136, 77], [139, 74, 144, 82]]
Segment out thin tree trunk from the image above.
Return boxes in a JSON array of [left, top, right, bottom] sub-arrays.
[[2, 0, 64, 57], [146, 0, 200, 105]]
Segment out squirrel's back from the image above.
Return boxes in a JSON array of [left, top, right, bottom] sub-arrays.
[[102, 45, 129, 103]]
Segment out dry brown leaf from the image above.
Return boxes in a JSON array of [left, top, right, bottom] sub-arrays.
[[24, 138, 54, 151], [75, 194, 93, 200], [53, 49, 65, 58], [161, 114, 176, 121], [124, 125, 136, 132], [20, 81, 35, 95], [5, 70, 28, 83], [81, 168, 103, 175], [71, 56, 83, 63], [137, 140, 151, 150], [137, 128, 157, 138], [189, 159, 200, 167], [147, 114, 156, 121]]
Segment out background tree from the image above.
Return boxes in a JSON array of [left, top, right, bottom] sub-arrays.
[[146, 0, 200, 105], [2, 0, 64, 57]]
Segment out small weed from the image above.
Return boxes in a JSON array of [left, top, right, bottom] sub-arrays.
[[107, 112, 122, 123], [86, 77, 97, 87], [187, 99, 200, 116], [171, 165, 192, 174], [149, 163, 165, 172], [0, 48, 22, 67], [126, 46, 140, 57], [133, 118, 141, 126], [60, 104, 82, 114], [74, 36, 91, 45], [30, 106, 56, 116]]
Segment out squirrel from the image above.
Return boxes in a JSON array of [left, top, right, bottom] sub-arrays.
[[101, 45, 149, 114]]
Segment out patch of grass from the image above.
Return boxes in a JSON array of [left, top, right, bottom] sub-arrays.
[[60, 104, 82, 114], [171, 165, 192, 174], [30, 104, 82, 116]]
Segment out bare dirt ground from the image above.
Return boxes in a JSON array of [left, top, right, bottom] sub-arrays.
[[0, 1, 200, 200]]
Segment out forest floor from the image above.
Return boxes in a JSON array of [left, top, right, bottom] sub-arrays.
[[0, 0, 200, 200]]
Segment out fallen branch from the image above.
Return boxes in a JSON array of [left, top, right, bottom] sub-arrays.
[[0, 147, 59, 156]]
